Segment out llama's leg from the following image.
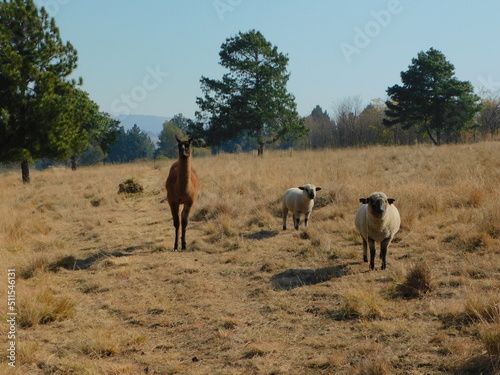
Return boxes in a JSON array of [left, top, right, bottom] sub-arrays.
[[282, 206, 288, 230], [181, 203, 193, 250], [169, 203, 180, 251]]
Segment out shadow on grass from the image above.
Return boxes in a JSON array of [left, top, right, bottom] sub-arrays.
[[271, 264, 351, 290], [244, 230, 279, 240], [49, 249, 136, 271]]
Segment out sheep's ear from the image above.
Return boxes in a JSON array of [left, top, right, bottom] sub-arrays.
[[388, 198, 396, 204], [298, 186, 305, 190], [359, 198, 368, 204], [315, 187, 321, 191]]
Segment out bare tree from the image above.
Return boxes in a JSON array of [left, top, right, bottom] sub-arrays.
[[479, 91, 500, 137]]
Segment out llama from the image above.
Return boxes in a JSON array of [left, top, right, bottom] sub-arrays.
[[166, 136, 199, 251]]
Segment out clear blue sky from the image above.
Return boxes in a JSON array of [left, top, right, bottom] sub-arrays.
[[34, 0, 500, 118]]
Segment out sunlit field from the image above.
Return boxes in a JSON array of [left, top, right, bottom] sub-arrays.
[[1, 142, 499, 374]]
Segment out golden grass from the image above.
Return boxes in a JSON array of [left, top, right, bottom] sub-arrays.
[[0, 142, 499, 374]]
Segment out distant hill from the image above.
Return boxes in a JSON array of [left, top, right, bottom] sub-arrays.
[[116, 114, 170, 137]]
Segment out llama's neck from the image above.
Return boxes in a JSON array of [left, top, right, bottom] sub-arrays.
[[177, 156, 192, 190]]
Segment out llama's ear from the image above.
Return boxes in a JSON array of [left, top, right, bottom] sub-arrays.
[[188, 137, 194, 143], [175, 135, 181, 143]]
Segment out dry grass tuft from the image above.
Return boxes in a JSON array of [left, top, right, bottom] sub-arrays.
[[242, 343, 274, 359], [395, 262, 433, 298], [480, 323, 500, 359], [331, 290, 386, 321], [357, 356, 392, 375], [465, 294, 500, 323], [79, 329, 121, 358], [18, 288, 75, 328]]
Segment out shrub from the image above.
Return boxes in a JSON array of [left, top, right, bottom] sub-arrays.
[[118, 178, 143, 194], [395, 262, 432, 298]]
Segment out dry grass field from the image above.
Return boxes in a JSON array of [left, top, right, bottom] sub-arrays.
[[1, 142, 499, 375]]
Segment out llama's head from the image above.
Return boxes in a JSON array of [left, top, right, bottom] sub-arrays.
[[176, 135, 194, 158]]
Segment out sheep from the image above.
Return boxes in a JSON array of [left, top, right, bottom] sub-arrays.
[[282, 184, 321, 230], [354, 192, 400, 270], [166, 136, 199, 251]]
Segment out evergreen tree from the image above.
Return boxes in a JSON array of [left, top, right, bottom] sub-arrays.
[[0, 0, 79, 182], [196, 30, 307, 155], [170, 113, 190, 134], [75, 113, 121, 166], [157, 121, 184, 159], [105, 125, 155, 163], [384, 48, 482, 145], [311, 105, 330, 122]]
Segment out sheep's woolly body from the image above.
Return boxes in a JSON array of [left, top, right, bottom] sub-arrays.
[[355, 192, 400, 270], [282, 184, 321, 230], [355, 205, 400, 242]]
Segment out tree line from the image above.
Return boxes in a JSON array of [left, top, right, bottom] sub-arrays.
[[1, 2, 498, 183], [301, 91, 499, 149]]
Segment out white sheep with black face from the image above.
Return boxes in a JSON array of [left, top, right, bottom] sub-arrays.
[[282, 184, 321, 230], [354, 192, 401, 270]]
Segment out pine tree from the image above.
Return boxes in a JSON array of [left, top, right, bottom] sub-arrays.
[[384, 48, 481, 145], [0, 0, 79, 182], [157, 121, 184, 159], [196, 30, 306, 156]]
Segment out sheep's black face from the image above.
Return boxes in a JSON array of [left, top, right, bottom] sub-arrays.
[[368, 196, 386, 218], [299, 185, 321, 199], [360, 193, 395, 219], [306, 188, 315, 199]]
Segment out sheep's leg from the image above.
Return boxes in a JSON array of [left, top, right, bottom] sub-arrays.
[[293, 213, 300, 230], [283, 207, 288, 230], [180, 203, 193, 251], [368, 238, 376, 270], [362, 238, 368, 263], [169, 203, 180, 251], [304, 211, 311, 227], [380, 238, 391, 270]]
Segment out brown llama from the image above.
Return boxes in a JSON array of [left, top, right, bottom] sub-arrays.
[[165, 136, 199, 251]]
